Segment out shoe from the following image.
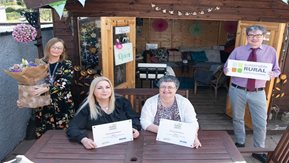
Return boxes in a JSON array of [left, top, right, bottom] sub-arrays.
[[252, 153, 267, 163], [235, 143, 245, 147]]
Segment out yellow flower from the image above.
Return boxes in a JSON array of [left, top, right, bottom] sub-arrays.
[[280, 74, 287, 80], [276, 78, 281, 83]]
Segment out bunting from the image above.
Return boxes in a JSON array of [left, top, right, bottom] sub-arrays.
[[78, 0, 86, 7], [49, 0, 67, 19]]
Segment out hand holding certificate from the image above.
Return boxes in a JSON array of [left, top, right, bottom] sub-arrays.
[[92, 119, 133, 148], [156, 119, 198, 148]]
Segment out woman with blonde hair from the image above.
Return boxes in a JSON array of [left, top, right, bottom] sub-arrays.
[[67, 76, 141, 149]]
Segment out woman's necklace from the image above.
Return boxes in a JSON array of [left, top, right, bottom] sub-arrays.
[[49, 62, 59, 84]]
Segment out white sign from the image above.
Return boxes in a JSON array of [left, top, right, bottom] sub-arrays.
[[92, 119, 133, 148], [146, 43, 158, 50], [156, 119, 197, 148], [115, 26, 130, 34], [114, 43, 133, 65], [226, 59, 273, 80]]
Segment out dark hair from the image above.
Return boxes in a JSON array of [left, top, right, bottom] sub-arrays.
[[158, 75, 180, 89], [246, 25, 267, 35]]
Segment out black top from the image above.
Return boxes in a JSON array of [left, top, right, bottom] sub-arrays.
[[66, 96, 141, 142]]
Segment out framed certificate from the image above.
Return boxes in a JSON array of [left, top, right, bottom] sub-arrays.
[[156, 119, 197, 148], [92, 119, 133, 148]]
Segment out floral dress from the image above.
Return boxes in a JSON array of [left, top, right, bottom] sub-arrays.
[[153, 96, 181, 125], [34, 60, 75, 138]]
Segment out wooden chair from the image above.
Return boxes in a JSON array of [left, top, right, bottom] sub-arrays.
[[238, 125, 289, 163], [267, 125, 289, 163], [194, 64, 227, 98], [115, 88, 189, 113]]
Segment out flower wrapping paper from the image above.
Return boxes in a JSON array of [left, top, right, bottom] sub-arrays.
[[4, 60, 51, 108], [4, 64, 48, 85], [18, 84, 51, 108]]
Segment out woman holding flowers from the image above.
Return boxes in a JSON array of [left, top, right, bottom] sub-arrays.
[[30, 37, 75, 138]]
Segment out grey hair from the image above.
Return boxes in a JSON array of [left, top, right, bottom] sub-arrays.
[[246, 25, 267, 35], [158, 75, 180, 89]]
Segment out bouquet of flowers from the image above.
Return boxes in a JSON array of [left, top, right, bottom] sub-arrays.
[[5, 59, 48, 85], [4, 59, 51, 108], [12, 24, 37, 43]]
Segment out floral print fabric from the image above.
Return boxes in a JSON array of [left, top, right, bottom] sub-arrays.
[[34, 60, 75, 138], [153, 96, 181, 125]]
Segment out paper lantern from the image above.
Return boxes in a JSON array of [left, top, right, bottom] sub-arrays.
[[224, 21, 237, 33], [152, 19, 168, 32]]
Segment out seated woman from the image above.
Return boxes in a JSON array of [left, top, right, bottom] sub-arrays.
[[140, 75, 201, 148], [67, 76, 141, 149]]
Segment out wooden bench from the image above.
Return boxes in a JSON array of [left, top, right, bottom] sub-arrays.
[[238, 125, 289, 163], [115, 88, 189, 113]]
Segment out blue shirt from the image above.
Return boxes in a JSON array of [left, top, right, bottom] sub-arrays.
[[224, 44, 281, 88]]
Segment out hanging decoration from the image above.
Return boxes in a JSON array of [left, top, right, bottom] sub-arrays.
[[12, 24, 37, 43], [152, 19, 168, 32], [224, 21, 237, 33], [23, 11, 40, 28], [49, 0, 67, 18], [189, 22, 202, 36], [78, 0, 87, 6], [115, 39, 123, 49], [151, 3, 220, 16]]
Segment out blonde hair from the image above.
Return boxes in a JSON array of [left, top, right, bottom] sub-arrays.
[[43, 37, 67, 62], [78, 76, 115, 119]]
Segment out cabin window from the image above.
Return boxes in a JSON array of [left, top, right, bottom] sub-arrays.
[[77, 17, 101, 71]]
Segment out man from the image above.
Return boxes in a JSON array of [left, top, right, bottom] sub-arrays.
[[224, 25, 280, 163]]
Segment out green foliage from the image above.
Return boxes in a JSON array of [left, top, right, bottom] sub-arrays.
[[39, 9, 52, 22], [6, 11, 21, 21]]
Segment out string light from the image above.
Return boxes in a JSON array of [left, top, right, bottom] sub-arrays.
[[151, 3, 220, 16]]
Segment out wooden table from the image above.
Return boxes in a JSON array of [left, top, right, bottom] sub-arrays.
[[25, 130, 245, 163]]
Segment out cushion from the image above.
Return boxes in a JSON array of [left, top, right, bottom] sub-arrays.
[[190, 51, 208, 63], [205, 49, 221, 63]]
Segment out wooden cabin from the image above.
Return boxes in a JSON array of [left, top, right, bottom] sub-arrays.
[[23, 0, 289, 128]]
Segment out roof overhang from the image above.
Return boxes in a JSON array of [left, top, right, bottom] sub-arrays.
[[23, 0, 60, 9]]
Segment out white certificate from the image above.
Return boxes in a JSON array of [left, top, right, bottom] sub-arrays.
[[92, 119, 133, 148], [156, 119, 197, 148], [226, 59, 272, 80]]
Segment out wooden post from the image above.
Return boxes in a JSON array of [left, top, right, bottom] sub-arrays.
[[35, 9, 44, 58]]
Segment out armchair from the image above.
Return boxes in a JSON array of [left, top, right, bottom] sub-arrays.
[[193, 64, 228, 98]]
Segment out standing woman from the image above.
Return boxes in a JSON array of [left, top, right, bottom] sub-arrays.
[[32, 37, 75, 138]]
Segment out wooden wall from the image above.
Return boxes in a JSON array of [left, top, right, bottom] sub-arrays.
[[136, 19, 232, 53], [43, 0, 289, 112], [63, 0, 289, 23]]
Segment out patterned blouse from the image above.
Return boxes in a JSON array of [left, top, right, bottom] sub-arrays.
[[34, 59, 75, 138], [153, 96, 181, 125]]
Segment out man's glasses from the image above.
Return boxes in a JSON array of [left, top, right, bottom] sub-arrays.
[[247, 34, 263, 39]]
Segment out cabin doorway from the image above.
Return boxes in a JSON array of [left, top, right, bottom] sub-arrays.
[[100, 17, 136, 88], [225, 20, 286, 128]]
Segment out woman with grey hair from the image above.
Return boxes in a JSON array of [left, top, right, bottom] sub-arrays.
[[140, 75, 201, 148], [67, 76, 141, 149]]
